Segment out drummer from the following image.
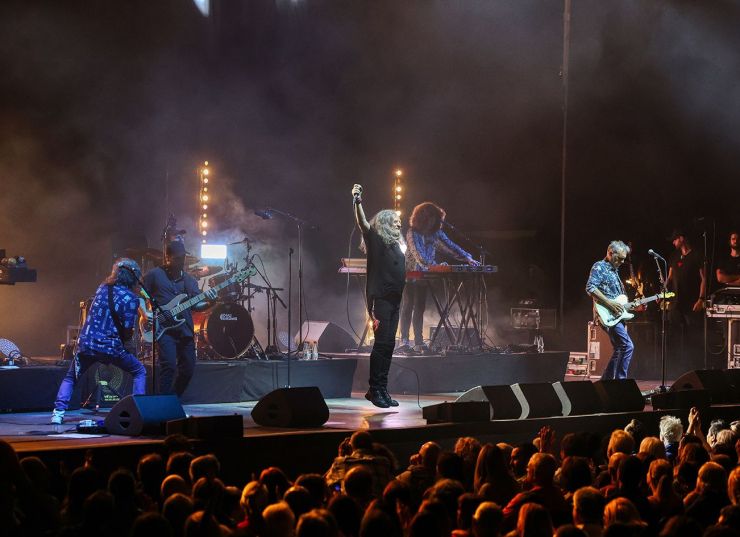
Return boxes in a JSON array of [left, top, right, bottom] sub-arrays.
[[143, 240, 216, 396]]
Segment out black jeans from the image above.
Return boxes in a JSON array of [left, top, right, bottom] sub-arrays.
[[400, 280, 427, 345], [369, 295, 401, 390], [157, 331, 196, 396]]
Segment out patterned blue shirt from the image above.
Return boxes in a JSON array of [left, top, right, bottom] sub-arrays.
[[78, 284, 139, 358], [585, 260, 625, 300], [406, 229, 471, 271]]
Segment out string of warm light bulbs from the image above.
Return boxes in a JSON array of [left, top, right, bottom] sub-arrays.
[[198, 161, 211, 243], [393, 168, 403, 217]]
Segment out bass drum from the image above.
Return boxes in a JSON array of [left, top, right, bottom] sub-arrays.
[[195, 303, 254, 359]]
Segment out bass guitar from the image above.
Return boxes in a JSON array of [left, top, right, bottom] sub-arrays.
[[594, 292, 675, 327], [141, 265, 257, 342]]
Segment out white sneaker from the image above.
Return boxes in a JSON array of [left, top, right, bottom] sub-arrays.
[[50, 409, 64, 425]]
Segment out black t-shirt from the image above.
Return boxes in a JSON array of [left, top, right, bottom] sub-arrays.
[[363, 227, 406, 304], [717, 254, 740, 286], [143, 266, 200, 336], [669, 249, 702, 309]]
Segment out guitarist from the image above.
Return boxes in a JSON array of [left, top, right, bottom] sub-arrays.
[[143, 240, 216, 396], [51, 258, 147, 424], [586, 241, 635, 380]]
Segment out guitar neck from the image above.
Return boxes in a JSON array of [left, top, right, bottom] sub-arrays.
[[170, 276, 237, 315], [634, 293, 664, 307]]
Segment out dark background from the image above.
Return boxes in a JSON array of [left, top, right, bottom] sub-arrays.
[[1, 0, 738, 356]]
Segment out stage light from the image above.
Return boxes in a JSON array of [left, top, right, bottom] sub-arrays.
[[202, 213, 207, 218], [395, 194, 402, 200], [395, 186, 402, 192], [202, 194, 209, 202], [395, 169, 403, 177], [203, 168, 210, 176], [202, 204, 208, 210], [203, 177, 209, 184], [396, 210, 402, 217], [202, 230, 207, 236], [203, 187, 208, 192], [201, 221, 208, 228], [201, 244, 227, 259], [204, 160, 209, 166]]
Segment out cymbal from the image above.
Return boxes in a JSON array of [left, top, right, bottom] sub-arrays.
[[189, 265, 223, 278]]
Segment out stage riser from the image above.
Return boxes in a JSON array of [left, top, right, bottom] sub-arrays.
[[0, 359, 357, 412], [351, 352, 569, 394]]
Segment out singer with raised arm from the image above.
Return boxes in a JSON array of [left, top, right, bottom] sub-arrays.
[[586, 241, 635, 380], [352, 183, 406, 408], [50, 259, 147, 424]]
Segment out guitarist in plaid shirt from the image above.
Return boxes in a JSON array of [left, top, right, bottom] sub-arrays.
[[586, 240, 635, 380]]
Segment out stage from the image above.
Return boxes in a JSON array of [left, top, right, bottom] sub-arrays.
[[3, 380, 739, 483], [0, 350, 569, 411]]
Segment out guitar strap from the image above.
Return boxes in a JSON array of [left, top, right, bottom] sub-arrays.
[[107, 284, 128, 342]]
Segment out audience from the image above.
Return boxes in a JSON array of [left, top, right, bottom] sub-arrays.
[[1, 405, 739, 537]]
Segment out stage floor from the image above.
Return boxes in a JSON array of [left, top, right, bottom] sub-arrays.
[[1, 377, 664, 453]]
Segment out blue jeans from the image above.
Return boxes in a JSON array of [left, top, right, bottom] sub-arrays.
[[601, 322, 634, 380], [54, 352, 146, 412]]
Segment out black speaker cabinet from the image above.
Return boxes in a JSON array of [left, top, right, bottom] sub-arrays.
[[512, 383, 562, 418], [251, 387, 329, 428], [104, 395, 186, 436], [593, 379, 645, 413], [166, 414, 244, 439], [670, 369, 734, 404], [456, 385, 521, 419], [294, 322, 357, 353], [422, 401, 490, 424], [553, 381, 604, 416]]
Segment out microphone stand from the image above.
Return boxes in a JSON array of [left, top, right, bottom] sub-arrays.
[[261, 206, 319, 360], [130, 273, 163, 395], [653, 256, 669, 392]]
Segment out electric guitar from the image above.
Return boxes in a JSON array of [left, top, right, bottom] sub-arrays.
[[594, 292, 675, 327], [141, 265, 257, 342]]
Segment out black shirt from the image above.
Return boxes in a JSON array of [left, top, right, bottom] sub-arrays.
[[363, 227, 406, 304], [143, 266, 200, 336], [669, 249, 702, 310], [716, 254, 740, 286]]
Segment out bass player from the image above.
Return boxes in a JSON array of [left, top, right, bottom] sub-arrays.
[[143, 240, 216, 396], [586, 240, 635, 380]]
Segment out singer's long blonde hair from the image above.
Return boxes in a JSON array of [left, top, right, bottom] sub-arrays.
[[359, 209, 404, 253]]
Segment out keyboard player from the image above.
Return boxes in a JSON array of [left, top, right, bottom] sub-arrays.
[[399, 202, 479, 354]]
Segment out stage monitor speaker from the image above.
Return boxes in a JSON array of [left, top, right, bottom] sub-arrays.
[[652, 389, 710, 411], [294, 321, 357, 353], [456, 385, 522, 420], [251, 387, 329, 428], [670, 370, 734, 404], [422, 401, 490, 424], [166, 415, 244, 439], [104, 395, 186, 436], [553, 381, 604, 416], [593, 379, 645, 413], [512, 383, 562, 418]]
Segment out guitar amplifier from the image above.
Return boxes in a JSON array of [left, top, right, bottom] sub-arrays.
[[587, 321, 612, 378]]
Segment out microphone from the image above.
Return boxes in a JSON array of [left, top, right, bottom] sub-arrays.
[[255, 209, 273, 220], [648, 249, 666, 262]]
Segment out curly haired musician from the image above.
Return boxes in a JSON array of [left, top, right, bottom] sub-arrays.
[[51, 258, 147, 424], [352, 184, 405, 408], [143, 240, 216, 396], [399, 202, 478, 353], [586, 241, 635, 380]]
